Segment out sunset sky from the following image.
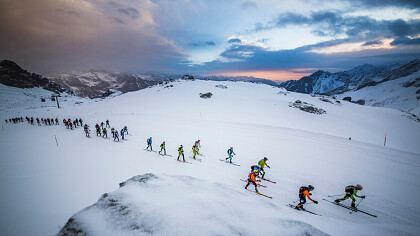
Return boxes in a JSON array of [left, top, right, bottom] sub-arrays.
[[1, 0, 419, 82]]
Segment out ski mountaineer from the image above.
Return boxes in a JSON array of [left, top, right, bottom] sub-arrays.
[[226, 147, 235, 163], [111, 128, 115, 138], [123, 126, 128, 135], [177, 145, 185, 162], [84, 124, 90, 137], [159, 141, 166, 155], [120, 129, 125, 140], [250, 165, 261, 176], [192, 144, 198, 159], [106, 119, 110, 128], [102, 128, 108, 138], [334, 184, 365, 208], [296, 185, 318, 210], [146, 137, 152, 151], [245, 170, 261, 194], [258, 157, 270, 179], [114, 130, 119, 141], [195, 140, 201, 154]]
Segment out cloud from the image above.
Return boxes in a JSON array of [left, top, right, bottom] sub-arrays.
[[117, 7, 140, 19], [268, 11, 420, 42], [362, 40, 383, 46], [227, 38, 242, 44], [189, 41, 216, 47], [390, 37, 420, 45], [0, 0, 186, 74], [350, 0, 420, 9], [240, 1, 258, 9]]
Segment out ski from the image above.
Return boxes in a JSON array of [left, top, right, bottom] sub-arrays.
[[287, 204, 320, 216], [245, 188, 272, 198], [240, 179, 266, 188], [261, 178, 276, 184], [175, 159, 192, 164], [322, 199, 377, 218], [159, 153, 172, 157], [219, 159, 240, 166], [189, 156, 202, 162], [143, 148, 154, 152]]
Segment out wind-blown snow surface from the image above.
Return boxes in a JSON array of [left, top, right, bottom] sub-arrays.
[[0, 80, 420, 235]]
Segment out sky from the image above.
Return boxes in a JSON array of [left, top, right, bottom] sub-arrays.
[[0, 0, 420, 82]]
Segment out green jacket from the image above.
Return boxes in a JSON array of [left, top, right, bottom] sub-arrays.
[[178, 147, 184, 153], [258, 159, 269, 168], [346, 186, 362, 198]]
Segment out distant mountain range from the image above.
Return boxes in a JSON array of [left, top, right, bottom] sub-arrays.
[[279, 59, 419, 96], [279, 59, 420, 115]]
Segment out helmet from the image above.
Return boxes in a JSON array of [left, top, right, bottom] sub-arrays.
[[355, 184, 363, 190], [230, 147, 233, 149], [264, 157, 268, 161], [150, 137, 152, 139], [163, 141, 165, 144], [181, 145, 183, 147], [308, 185, 314, 190]]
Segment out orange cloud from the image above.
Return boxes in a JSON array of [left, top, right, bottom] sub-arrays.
[[208, 69, 314, 83]]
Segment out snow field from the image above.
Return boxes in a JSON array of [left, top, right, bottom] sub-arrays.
[[1, 80, 419, 235]]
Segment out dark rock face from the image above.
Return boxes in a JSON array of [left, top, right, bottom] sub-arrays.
[[199, 92, 213, 99], [289, 101, 326, 115], [0, 60, 69, 94]]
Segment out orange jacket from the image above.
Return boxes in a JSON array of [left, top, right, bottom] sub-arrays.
[[301, 189, 314, 201], [248, 172, 257, 182]]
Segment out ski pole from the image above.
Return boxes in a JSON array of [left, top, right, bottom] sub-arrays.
[[355, 198, 364, 208], [327, 194, 343, 197], [55, 135, 59, 146]]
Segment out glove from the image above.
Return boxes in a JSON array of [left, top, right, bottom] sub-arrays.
[[309, 193, 312, 195], [361, 196, 366, 199], [257, 180, 261, 182], [313, 200, 318, 204]]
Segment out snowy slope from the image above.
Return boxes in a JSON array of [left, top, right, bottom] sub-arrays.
[[336, 71, 420, 116], [0, 80, 419, 236]]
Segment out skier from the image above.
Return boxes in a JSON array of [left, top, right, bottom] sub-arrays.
[[245, 169, 261, 194], [177, 145, 185, 162], [120, 129, 125, 140], [159, 141, 166, 155], [192, 144, 198, 159], [250, 165, 261, 176], [55, 118, 59, 125], [114, 130, 119, 141], [226, 147, 235, 163], [84, 124, 90, 137], [194, 140, 201, 154], [101, 122, 104, 129], [111, 128, 115, 138], [36, 118, 41, 126], [258, 157, 270, 179], [334, 184, 365, 208], [296, 185, 318, 210], [123, 126, 128, 135], [96, 124, 101, 136], [102, 127, 108, 138], [106, 119, 110, 128], [146, 137, 152, 150], [79, 118, 83, 126]]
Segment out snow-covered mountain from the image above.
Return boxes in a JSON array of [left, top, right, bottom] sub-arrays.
[[1, 79, 419, 236], [279, 59, 420, 115], [50, 70, 165, 98]]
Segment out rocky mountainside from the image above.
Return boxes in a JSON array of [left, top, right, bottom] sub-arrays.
[[279, 62, 409, 95], [0, 60, 70, 94], [50, 71, 166, 98]]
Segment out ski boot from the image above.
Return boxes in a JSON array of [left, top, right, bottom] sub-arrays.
[[334, 199, 340, 203]]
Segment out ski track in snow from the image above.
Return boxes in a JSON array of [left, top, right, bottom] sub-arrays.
[[0, 80, 419, 236]]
